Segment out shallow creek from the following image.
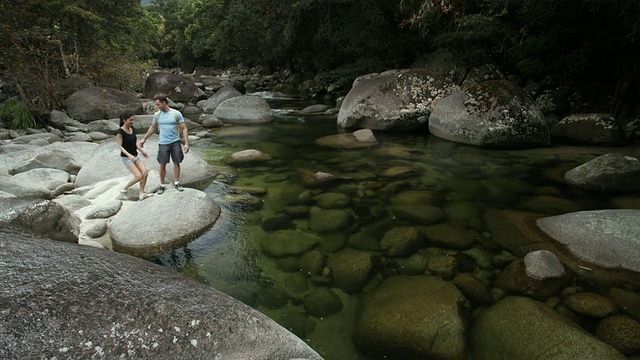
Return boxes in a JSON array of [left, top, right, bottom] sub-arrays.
[[147, 98, 640, 359]]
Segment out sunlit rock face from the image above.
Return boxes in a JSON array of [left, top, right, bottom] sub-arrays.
[[0, 228, 323, 360]]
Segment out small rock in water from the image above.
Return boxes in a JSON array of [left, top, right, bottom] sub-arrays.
[[524, 250, 565, 280]]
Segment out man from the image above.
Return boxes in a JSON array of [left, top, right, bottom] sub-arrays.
[[139, 95, 189, 194]]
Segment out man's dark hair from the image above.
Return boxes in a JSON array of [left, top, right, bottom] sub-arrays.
[[154, 94, 168, 103]]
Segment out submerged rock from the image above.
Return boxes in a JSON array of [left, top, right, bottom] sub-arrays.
[[224, 149, 272, 165], [596, 316, 640, 355], [523, 249, 566, 280], [353, 275, 467, 360], [472, 296, 625, 360], [563, 292, 617, 318], [314, 131, 380, 149], [326, 248, 377, 294]]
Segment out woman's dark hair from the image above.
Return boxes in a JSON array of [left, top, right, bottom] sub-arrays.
[[119, 111, 134, 126]]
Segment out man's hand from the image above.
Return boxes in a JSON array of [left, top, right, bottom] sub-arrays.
[[137, 139, 146, 148], [182, 143, 190, 154]]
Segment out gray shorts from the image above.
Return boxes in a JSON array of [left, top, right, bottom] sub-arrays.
[[157, 141, 184, 164], [121, 153, 144, 168]]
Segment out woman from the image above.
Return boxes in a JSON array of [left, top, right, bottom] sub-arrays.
[[116, 111, 153, 201]]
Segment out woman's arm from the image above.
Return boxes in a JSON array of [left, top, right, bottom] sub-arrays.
[[136, 139, 148, 158]]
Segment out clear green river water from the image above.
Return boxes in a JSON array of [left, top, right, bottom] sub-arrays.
[[147, 98, 640, 360]]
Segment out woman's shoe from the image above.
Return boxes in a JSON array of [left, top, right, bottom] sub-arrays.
[[139, 193, 153, 201]]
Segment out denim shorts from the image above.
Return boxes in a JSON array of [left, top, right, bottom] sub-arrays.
[[121, 152, 144, 168], [157, 141, 184, 164]]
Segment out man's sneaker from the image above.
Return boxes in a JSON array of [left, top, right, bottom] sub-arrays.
[[139, 193, 153, 201], [174, 182, 184, 192], [157, 185, 165, 195]]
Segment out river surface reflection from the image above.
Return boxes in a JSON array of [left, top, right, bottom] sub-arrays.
[[149, 98, 640, 360]]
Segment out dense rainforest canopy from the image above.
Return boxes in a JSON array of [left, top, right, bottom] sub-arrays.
[[0, 0, 638, 120]]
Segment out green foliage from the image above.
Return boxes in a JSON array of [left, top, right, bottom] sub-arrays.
[[399, 0, 639, 116], [0, 98, 41, 129], [84, 55, 157, 92], [0, 0, 150, 110], [155, 0, 420, 72]]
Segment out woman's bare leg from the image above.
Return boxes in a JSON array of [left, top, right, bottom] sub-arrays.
[[134, 161, 149, 194], [124, 165, 142, 190]]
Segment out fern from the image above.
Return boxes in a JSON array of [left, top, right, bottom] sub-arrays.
[[0, 98, 41, 129]]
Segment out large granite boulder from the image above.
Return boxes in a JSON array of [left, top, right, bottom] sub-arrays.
[[337, 68, 459, 131], [86, 119, 121, 134], [75, 136, 218, 189], [144, 72, 206, 104], [536, 209, 640, 273], [213, 95, 273, 124], [0, 144, 47, 175], [353, 275, 467, 360], [201, 84, 243, 113], [472, 296, 625, 360], [429, 80, 550, 147], [0, 228, 322, 360], [551, 113, 626, 145], [0, 174, 54, 199], [0, 199, 80, 242], [65, 87, 143, 122], [10, 132, 63, 145], [48, 109, 77, 129], [564, 153, 640, 192], [11, 168, 70, 191], [109, 188, 220, 255]]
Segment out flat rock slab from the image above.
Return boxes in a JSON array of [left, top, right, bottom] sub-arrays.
[[0, 228, 322, 360], [537, 209, 640, 273], [109, 188, 221, 255]]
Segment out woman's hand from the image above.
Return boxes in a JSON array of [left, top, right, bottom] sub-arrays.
[[141, 150, 148, 158]]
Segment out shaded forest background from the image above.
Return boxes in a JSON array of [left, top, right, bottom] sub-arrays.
[[1, 0, 638, 122]]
